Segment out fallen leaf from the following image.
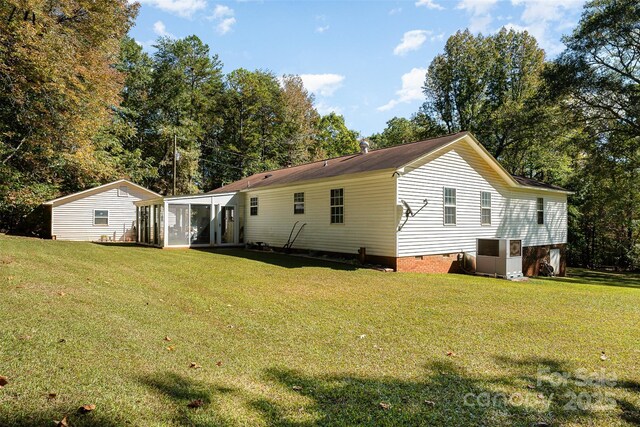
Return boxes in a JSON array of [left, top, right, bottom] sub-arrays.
[[167, 346, 175, 351], [48, 393, 57, 400], [164, 336, 172, 342], [58, 339, 66, 343], [57, 291, 65, 297], [0, 376, 8, 387], [600, 352, 608, 361], [216, 361, 223, 367], [78, 404, 96, 413], [446, 351, 456, 357], [292, 385, 303, 391], [526, 384, 536, 389], [227, 324, 235, 329], [359, 334, 366, 339], [424, 400, 436, 406], [54, 416, 69, 427], [187, 399, 204, 408], [537, 394, 545, 400], [379, 402, 391, 410], [189, 362, 201, 369], [19, 335, 32, 341]]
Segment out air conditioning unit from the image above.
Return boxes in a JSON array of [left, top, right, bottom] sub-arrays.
[[476, 238, 523, 279]]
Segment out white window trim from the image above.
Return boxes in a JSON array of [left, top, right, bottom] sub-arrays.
[[294, 192, 305, 215], [330, 188, 344, 225], [443, 187, 456, 226], [93, 209, 109, 226], [481, 191, 492, 226], [250, 197, 258, 216], [537, 197, 544, 225]]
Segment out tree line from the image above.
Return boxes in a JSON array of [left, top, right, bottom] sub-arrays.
[[1, 0, 638, 269], [370, 0, 639, 270]]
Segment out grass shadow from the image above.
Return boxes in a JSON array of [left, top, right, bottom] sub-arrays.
[[138, 372, 236, 426], [194, 248, 361, 271], [0, 404, 124, 427], [250, 357, 638, 426], [537, 268, 640, 290]]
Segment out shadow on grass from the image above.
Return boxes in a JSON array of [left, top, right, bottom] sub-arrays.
[[194, 248, 360, 271], [0, 404, 124, 427], [250, 359, 639, 426], [537, 268, 640, 290], [138, 372, 236, 426]]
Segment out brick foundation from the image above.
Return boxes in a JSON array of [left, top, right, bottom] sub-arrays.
[[395, 253, 462, 273]]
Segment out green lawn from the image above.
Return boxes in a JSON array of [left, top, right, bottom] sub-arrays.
[[0, 235, 639, 426]]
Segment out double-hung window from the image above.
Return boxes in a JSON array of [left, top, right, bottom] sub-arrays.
[[294, 192, 305, 214], [481, 191, 491, 225], [94, 210, 109, 226], [330, 189, 344, 224], [537, 197, 544, 225], [250, 197, 258, 216], [444, 188, 456, 225]]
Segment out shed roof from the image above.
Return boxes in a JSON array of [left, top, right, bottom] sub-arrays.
[[43, 179, 160, 206], [209, 132, 570, 194]]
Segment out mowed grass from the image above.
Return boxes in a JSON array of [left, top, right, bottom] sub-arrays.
[[0, 235, 639, 426]]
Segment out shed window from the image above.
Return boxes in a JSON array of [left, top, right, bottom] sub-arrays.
[[330, 188, 344, 224], [94, 210, 109, 226], [250, 197, 258, 216], [537, 197, 544, 225], [118, 186, 129, 197], [294, 192, 305, 214], [444, 187, 456, 225], [481, 191, 491, 225]]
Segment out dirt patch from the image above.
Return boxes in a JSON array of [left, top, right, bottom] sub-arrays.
[[0, 255, 15, 265]]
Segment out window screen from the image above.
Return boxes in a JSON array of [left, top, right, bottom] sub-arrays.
[[537, 197, 544, 225], [250, 197, 258, 216], [444, 188, 456, 225], [330, 189, 344, 224], [481, 191, 491, 225], [94, 210, 108, 225], [294, 192, 305, 214]]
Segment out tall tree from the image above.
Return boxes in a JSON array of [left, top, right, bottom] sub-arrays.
[[423, 28, 570, 180], [369, 112, 445, 149], [0, 0, 138, 230], [313, 112, 359, 159]]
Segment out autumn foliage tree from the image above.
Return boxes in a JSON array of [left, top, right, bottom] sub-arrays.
[[0, 0, 138, 230]]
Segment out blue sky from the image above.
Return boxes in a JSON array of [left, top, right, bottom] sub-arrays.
[[128, 0, 586, 136]]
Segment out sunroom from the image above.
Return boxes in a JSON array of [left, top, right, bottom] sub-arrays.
[[133, 192, 243, 248]]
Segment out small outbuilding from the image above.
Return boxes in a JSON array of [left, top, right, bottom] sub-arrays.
[[43, 179, 159, 242]]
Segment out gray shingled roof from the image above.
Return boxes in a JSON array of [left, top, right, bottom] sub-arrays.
[[209, 132, 568, 193]]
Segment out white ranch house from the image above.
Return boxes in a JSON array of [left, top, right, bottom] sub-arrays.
[[132, 132, 570, 275]]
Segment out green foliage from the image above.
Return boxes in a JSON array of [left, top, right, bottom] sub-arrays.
[[369, 112, 445, 149]]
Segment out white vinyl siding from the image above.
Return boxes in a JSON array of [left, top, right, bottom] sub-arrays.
[[244, 172, 396, 256], [51, 184, 156, 241], [397, 141, 567, 257]]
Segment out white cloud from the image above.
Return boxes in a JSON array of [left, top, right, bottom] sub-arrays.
[[213, 4, 233, 19], [315, 25, 330, 33], [209, 4, 236, 35], [394, 30, 432, 56], [316, 102, 343, 115], [507, 0, 585, 56], [217, 17, 236, 34], [299, 74, 345, 97], [377, 67, 427, 111], [415, 0, 444, 10], [389, 7, 402, 15], [133, 0, 207, 17], [456, 0, 498, 33], [153, 20, 173, 37]]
